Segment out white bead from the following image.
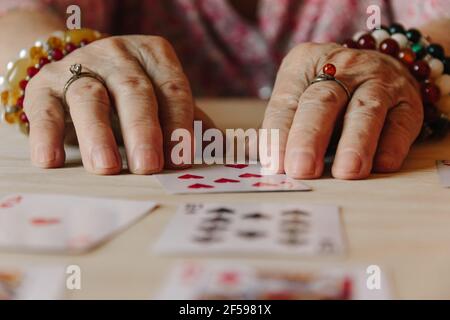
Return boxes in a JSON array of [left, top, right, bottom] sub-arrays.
[[429, 58, 444, 79], [0, 76, 8, 92], [391, 33, 408, 48], [435, 74, 450, 96], [6, 61, 14, 71], [436, 95, 450, 116], [372, 29, 390, 47], [18, 49, 28, 59], [352, 31, 366, 42]]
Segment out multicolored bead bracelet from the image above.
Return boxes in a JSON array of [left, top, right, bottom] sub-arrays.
[[0, 28, 102, 134], [343, 23, 450, 139]]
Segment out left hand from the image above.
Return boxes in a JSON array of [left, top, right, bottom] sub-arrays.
[[261, 42, 423, 180]]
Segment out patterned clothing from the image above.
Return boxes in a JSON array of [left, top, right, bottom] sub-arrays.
[[2, 0, 450, 96]]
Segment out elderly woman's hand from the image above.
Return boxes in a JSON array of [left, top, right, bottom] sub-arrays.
[[262, 42, 423, 180], [24, 35, 194, 175]]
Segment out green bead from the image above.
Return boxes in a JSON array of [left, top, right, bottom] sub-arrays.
[[411, 43, 423, 53], [411, 43, 426, 59]]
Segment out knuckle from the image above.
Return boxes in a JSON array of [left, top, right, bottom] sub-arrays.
[[29, 108, 63, 130], [116, 75, 153, 96], [268, 94, 299, 112], [125, 118, 155, 133], [68, 80, 108, 103], [158, 77, 191, 99]]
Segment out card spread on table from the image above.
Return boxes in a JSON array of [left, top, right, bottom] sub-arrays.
[[156, 262, 390, 300], [0, 193, 157, 254], [154, 164, 311, 194], [437, 160, 450, 187], [153, 203, 345, 256], [0, 265, 65, 300]]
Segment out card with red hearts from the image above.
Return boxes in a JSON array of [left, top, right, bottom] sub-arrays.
[[156, 262, 391, 300], [154, 164, 311, 194], [437, 160, 450, 187], [0, 193, 157, 254], [153, 202, 344, 256]]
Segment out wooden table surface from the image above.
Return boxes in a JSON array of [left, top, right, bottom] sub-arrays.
[[1, 99, 449, 300]]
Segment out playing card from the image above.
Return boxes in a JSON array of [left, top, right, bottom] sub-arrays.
[[153, 203, 345, 256], [436, 160, 450, 187], [156, 262, 391, 300], [0, 265, 65, 300], [154, 164, 311, 194], [0, 193, 157, 254]]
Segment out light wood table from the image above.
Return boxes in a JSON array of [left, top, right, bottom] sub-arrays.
[[1, 99, 449, 300]]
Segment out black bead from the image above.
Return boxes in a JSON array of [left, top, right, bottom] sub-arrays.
[[430, 118, 450, 139], [415, 47, 427, 60], [443, 57, 450, 74], [405, 28, 421, 43], [427, 44, 445, 60], [389, 23, 405, 35]]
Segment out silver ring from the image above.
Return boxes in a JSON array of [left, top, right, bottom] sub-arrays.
[[62, 64, 107, 111], [310, 73, 351, 101]]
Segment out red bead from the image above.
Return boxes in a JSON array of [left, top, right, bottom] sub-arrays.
[[342, 39, 358, 49], [357, 34, 376, 50], [421, 83, 441, 104], [51, 48, 64, 61], [39, 57, 50, 67], [27, 66, 39, 78], [19, 112, 28, 123], [16, 96, 24, 108], [323, 63, 336, 77], [410, 61, 431, 80], [65, 42, 77, 54], [398, 48, 416, 66], [379, 39, 400, 57], [19, 79, 28, 90]]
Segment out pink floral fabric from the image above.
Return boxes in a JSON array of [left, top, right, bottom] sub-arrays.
[[3, 0, 450, 97]]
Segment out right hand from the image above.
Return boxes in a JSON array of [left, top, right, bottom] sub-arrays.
[[25, 35, 195, 175]]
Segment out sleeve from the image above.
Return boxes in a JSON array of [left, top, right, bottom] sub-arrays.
[[390, 0, 450, 28]]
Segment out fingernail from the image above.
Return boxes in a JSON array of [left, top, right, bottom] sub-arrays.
[[132, 145, 160, 173], [34, 144, 56, 164], [334, 151, 362, 174], [286, 150, 316, 176], [91, 145, 119, 170]]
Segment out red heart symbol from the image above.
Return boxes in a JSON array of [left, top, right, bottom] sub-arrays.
[[214, 178, 240, 183], [225, 164, 248, 169], [239, 173, 263, 178], [188, 183, 214, 189], [0, 195, 22, 209], [252, 182, 279, 188], [30, 217, 61, 226], [178, 174, 204, 179]]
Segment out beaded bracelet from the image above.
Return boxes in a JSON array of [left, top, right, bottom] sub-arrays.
[[342, 23, 450, 140], [0, 28, 102, 134]]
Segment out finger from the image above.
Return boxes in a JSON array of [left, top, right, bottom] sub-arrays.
[[66, 77, 122, 175], [260, 48, 315, 173], [332, 81, 391, 179], [106, 66, 163, 175], [373, 102, 422, 172], [24, 88, 66, 168], [284, 81, 348, 179], [137, 36, 194, 169]]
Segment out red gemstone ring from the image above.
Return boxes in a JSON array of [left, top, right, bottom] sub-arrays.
[[310, 63, 351, 101]]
